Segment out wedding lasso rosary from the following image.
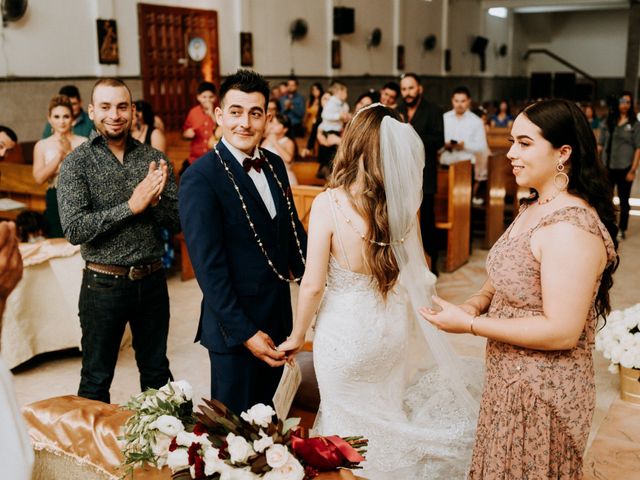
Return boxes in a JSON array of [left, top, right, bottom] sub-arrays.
[[213, 146, 306, 283]]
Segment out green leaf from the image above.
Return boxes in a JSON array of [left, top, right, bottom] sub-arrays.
[[282, 417, 300, 434]]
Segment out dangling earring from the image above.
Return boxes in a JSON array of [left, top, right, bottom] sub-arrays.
[[554, 161, 569, 190]]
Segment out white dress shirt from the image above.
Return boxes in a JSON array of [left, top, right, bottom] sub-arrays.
[[221, 137, 277, 218], [440, 109, 489, 166]]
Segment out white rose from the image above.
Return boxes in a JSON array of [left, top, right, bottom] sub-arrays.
[[253, 429, 274, 453], [263, 455, 305, 480], [159, 380, 193, 402], [151, 415, 185, 437], [176, 430, 198, 447], [226, 432, 255, 464], [610, 345, 624, 364], [620, 350, 636, 369], [220, 467, 258, 480], [166, 448, 190, 473], [240, 404, 276, 428], [204, 447, 231, 476], [172, 380, 193, 401], [151, 432, 173, 460], [265, 444, 290, 469]]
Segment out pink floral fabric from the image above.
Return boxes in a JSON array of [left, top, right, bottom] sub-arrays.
[[468, 206, 617, 479]]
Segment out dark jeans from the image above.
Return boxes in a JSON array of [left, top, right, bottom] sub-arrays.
[[78, 268, 172, 403], [608, 167, 632, 232], [209, 350, 283, 414], [420, 193, 439, 275]]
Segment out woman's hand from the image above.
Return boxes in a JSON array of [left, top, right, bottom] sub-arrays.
[[277, 334, 306, 361], [626, 170, 636, 182], [419, 295, 474, 335]]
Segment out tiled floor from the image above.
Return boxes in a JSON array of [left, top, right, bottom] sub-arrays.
[[11, 210, 640, 480]]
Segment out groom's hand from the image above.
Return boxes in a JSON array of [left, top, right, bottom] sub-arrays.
[[244, 331, 286, 367]]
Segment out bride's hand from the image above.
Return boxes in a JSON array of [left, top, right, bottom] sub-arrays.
[[419, 295, 474, 335], [277, 335, 305, 360]]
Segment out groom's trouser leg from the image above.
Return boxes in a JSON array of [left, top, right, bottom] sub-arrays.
[[209, 350, 284, 413]]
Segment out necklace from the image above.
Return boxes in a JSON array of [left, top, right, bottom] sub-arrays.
[[213, 146, 306, 283], [331, 191, 410, 246], [537, 190, 561, 205]]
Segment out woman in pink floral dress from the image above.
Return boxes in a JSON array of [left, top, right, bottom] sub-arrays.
[[421, 99, 619, 479]]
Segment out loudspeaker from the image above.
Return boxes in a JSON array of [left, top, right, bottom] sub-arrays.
[[444, 49, 451, 72], [333, 7, 355, 35], [470, 36, 488, 55], [554, 72, 576, 100], [530, 72, 552, 99]]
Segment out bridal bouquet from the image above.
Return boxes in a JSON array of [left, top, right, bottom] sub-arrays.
[[596, 303, 640, 373], [120, 380, 367, 480]]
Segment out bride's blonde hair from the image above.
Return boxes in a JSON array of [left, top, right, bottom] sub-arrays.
[[328, 105, 401, 299]]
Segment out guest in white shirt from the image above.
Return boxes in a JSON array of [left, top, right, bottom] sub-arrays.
[[440, 86, 489, 203]]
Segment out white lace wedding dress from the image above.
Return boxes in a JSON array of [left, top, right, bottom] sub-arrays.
[[312, 194, 478, 480]]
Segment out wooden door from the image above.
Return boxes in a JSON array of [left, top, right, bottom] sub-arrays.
[[138, 3, 220, 131]]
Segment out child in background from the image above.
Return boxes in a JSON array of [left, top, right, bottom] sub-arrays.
[[183, 81, 218, 167], [316, 81, 350, 178], [16, 211, 46, 243]]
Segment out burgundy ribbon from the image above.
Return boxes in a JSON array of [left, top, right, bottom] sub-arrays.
[[290, 433, 365, 471]]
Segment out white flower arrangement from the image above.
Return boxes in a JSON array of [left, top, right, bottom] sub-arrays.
[[596, 303, 640, 373], [121, 381, 367, 480]]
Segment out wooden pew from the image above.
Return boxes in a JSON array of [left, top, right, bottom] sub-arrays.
[[484, 153, 507, 248], [0, 163, 47, 219], [292, 163, 472, 273], [435, 160, 472, 272], [291, 185, 324, 231], [487, 127, 511, 152], [164, 131, 190, 181], [291, 161, 326, 187]]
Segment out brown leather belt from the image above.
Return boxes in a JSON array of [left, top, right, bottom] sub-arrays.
[[86, 260, 163, 281]]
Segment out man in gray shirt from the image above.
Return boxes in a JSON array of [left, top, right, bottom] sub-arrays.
[[57, 78, 179, 403]]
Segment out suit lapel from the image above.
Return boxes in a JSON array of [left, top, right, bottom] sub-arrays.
[[216, 142, 273, 218]]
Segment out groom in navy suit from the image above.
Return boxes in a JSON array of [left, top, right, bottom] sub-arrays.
[[179, 70, 307, 414]]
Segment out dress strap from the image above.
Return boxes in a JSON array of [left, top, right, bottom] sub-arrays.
[[327, 189, 353, 271], [534, 206, 617, 264]]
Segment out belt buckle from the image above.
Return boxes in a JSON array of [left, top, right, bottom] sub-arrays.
[[128, 265, 146, 281]]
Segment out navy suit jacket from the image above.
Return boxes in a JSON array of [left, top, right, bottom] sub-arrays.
[[178, 142, 307, 353]]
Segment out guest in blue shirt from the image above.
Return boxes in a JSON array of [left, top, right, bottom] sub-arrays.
[[490, 99, 513, 128], [278, 77, 306, 137]]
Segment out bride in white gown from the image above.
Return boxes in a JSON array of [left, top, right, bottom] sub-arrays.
[[279, 104, 480, 479]]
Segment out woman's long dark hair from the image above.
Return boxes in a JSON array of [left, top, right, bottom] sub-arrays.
[[521, 99, 619, 319], [604, 91, 636, 163]]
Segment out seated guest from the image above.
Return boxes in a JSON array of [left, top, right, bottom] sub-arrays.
[[0, 125, 17, 160], [379, 81, 400, 108], [33, 95, 88, 237], [353, 91, 376, 113], [132, 100, 166, 153], [582, 103, 602, 129], [262, 113, 298, 186], [16, 211, 46, 243], [183, 81, 218, 165], [42, 85, 93, 138], [490, 99, 513, 128]]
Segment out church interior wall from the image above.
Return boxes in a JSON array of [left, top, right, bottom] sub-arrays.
[[0, 0, 636, 141]]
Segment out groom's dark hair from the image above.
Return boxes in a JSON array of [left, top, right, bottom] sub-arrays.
[[219, 69, 270, 109]]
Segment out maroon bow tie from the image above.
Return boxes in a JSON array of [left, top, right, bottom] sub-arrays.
[[243, 156, 265, 173]]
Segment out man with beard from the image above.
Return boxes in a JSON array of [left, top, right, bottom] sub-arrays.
[[397, 73, 444, 274], [57, 78, 180, 403]]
